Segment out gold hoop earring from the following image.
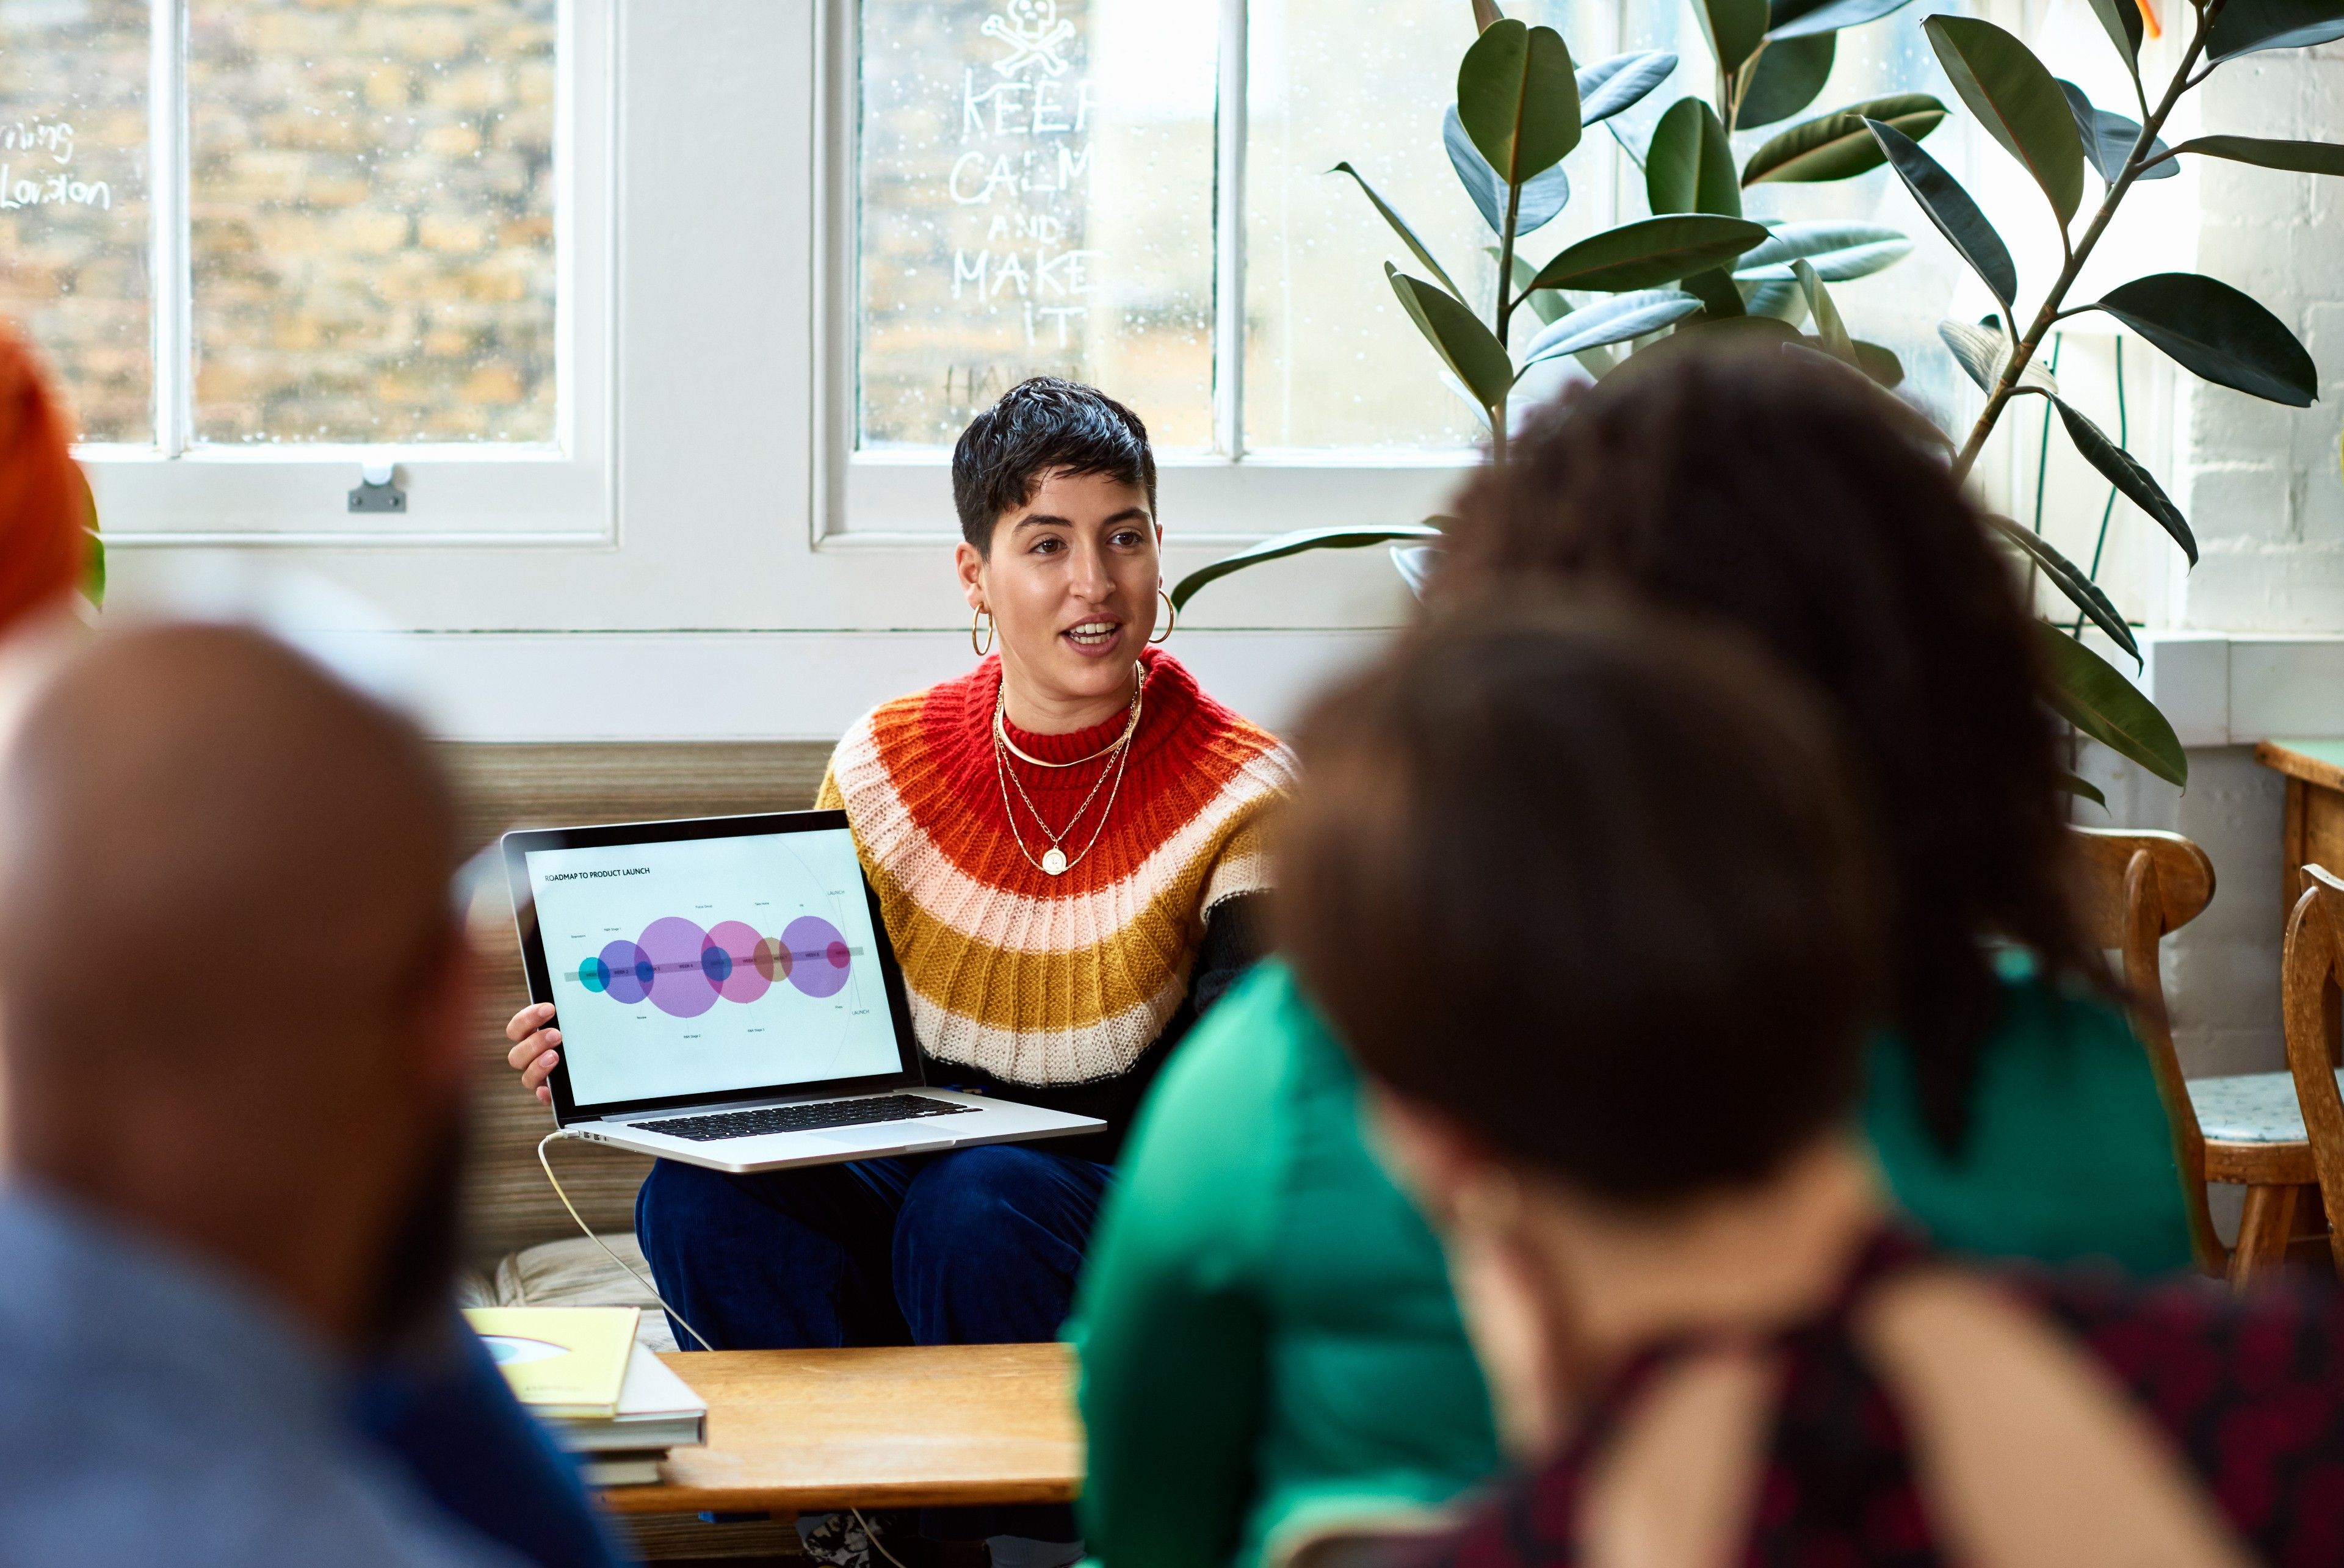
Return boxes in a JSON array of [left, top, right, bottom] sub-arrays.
[[1149, 588, 1175, 645], [971, 605, 994, 657]]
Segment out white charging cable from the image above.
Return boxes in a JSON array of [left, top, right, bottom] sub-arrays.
[[535, 1130, 715, 1353], [539, 1133, 916, 1568]]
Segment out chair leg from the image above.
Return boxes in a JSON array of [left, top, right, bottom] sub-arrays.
[[2232, 1183, 2302, 1292]]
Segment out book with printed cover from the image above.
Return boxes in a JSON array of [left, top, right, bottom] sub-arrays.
[[464, 1306, 640, 1418]]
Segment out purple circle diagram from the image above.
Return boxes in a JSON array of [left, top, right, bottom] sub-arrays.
[[784, 916, 852, 999], [574, 914, 852, 1011]]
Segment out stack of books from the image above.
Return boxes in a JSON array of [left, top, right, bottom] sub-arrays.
[[465, 1306, 708, 1486]]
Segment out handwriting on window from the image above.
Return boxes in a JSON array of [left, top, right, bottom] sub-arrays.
[[0, 118, 107, 210], [946, 0, 1102, 351]]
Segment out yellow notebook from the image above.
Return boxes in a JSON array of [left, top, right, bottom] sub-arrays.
[[464, 1306, 641, 1418]]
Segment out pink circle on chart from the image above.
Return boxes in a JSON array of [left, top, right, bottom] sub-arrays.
[[784, 916, 852, 999], [706, 920, 772, 1002], [639, 916, 720, 1017]]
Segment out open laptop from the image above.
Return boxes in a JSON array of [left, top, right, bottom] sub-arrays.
[[502, 811, 1104, 1174]]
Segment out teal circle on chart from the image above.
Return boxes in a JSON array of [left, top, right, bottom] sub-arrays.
[[577, 954, 611, 993]]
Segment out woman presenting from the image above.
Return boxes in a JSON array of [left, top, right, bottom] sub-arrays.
[[503, 377, 1289, 1555]]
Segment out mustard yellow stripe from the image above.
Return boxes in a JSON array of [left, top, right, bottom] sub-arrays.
[[870, 854, 1212, 1032]]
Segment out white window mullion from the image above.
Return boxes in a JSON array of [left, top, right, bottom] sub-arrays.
[[147, 0, 187, 457], [1212, 0, 1248, 462]]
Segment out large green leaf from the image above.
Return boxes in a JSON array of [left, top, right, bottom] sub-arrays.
[[1985, 514, 2139, 662], [1527, 214, 1770, 293], [1646, 98, 1742, 216], [2051, 397, 2198, 564], [1852, 340, 1904, 388], [1792, 260, 1854, 362], [2058, 770, 2110, 809], [1333, 162, 1464, 299], [2208, 0, 2344, 60], [2092, 272, 2319, 406], [1742, 94, 1945, 184], [1682, 267, 1747, 319], [1444, 106, 1571, 236], [1938, 319, 2058, 396], [1458, 20, 1581, 184], [1767, 0, 1919, 42], [1520, 289, 1705, 364], [1736, 34, 1835, 129], [1578, 50, 1678, 125], [1868, 118, 2017, 311], [2054, 81, 2174, 184], [1387, 264, 1515, 411], [2037, 624, 2187, 786], [2085, 0, 2143, 70], [1925, 16, 2086, 226], [1171, 522, 1447, 612], [1733, 221, 1912, 280], [2166, 134, 2344, 176], [1693, 0, 1770, 74]]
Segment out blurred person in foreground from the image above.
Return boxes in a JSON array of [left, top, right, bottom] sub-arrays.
[[1074, 349, 2191, 1568], [1277, 604, 2343, 1568], [0, 623, 613, 1567]]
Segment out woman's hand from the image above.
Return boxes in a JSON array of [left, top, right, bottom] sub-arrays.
[[505, 1002, 562, 1105]]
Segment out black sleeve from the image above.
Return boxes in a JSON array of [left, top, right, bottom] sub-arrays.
[[1186, 891, 1270, 1020]]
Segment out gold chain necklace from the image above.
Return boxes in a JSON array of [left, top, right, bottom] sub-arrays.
[[993, 660, 1145, 768], [991, 679, 1145, 877]]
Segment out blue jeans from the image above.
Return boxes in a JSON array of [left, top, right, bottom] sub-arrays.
[[635, 1144, 1113, 1541]]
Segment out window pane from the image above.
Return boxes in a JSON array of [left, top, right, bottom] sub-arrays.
[[0, 0, 153, 445], [1243, 0, 1613, 452], [188, 0, 557, 444], [858, 0, 1217, 451]]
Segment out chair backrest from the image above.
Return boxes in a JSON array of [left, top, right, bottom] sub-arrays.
[[2281, 865, 2344, 1279], [2069, 827, 2223, 1274]]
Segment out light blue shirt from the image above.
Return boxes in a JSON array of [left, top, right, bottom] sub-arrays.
[[0, 1187, 526, 1568]]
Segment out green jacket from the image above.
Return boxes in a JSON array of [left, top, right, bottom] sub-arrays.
[[1071, 958, 2190, 1568]]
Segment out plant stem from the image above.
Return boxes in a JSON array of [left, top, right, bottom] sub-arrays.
[[1948, 18, 2211, 483], [1492, 178, 1524, 464]]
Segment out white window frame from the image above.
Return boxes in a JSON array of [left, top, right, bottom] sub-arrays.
[[813, 0, 1479, 548], [83, 0, 613, 546]]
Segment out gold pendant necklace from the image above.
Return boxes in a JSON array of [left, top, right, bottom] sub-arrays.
[[993, 660, 1146, 768], [992, 687, 1145, 877]]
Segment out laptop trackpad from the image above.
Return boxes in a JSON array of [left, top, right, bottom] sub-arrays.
[[809, 1127, 949, 1151]]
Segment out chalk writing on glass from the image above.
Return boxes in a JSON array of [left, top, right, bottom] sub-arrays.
[[947, 1, 1101, 352], [0, 118, 107, 210]]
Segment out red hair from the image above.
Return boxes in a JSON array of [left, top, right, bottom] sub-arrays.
[[0, 330, 87, 629]]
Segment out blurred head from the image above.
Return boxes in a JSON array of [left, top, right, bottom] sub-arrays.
[[0, 327, 89, 632], [1279, 599, 1883, 1207], [953, 377, 1162, 722], [1435, 347, 2087, 1152], [0, 623, 471, 1349]]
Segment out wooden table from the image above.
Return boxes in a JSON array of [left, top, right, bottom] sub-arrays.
[[596, 1342, 1083, 1517], [2261, 739, 2344, 918]]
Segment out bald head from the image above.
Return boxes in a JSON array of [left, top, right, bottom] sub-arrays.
[[0, 623, 458, 1103]]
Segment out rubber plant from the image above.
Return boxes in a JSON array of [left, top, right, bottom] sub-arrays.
[[1857, 0, 2343, 790], [1172, 0, 1949, 609], [1179, 0, 2343, 793]]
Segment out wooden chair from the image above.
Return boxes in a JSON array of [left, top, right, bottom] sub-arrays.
[[2280, 865, 2344, 1281], [2069, 829, 2232, 1276]]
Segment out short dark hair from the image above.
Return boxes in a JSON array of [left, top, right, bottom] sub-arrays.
[[951, 377, 1157, 553], [1279, 600, 1884, 1205], [1436, 347, 2100, 1157]]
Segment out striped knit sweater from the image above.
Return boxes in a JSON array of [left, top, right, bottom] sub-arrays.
[[817, 649, 1292, 1122]]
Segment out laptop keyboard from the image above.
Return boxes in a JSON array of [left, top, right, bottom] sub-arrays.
[[638, 1094, 980, 1143]]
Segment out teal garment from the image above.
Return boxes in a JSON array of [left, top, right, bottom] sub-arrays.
[[1074, 955, 2194, 1568], [1071, 963, 1501, 1568], [1861, 948, 2194, 1275]]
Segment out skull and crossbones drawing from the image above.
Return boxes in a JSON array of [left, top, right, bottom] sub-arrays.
[[981, 0, 1076, 78]]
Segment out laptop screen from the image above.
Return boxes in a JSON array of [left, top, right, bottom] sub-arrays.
[[520, 826, 904, 1110]]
